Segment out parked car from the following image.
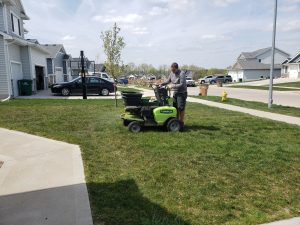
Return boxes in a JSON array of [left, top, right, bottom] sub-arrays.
[[210, 75, 232, 84], [199, 76, 213, 84], [51, 76, 115, 96], [117, 77, 129, 85], [93, 72, 114, 83], [186, 77, 196, 87], [225, 75, 233, 83]]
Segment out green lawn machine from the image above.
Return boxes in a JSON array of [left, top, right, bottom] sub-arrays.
[[121, 86, 181, 133]]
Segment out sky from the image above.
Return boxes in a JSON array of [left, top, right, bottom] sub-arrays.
[[22, 0, 300, 68]]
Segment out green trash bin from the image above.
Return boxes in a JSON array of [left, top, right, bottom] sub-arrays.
[[18, 80, 33, 96]]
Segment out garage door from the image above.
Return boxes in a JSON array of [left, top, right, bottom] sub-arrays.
[[11, 62, 23, 97]]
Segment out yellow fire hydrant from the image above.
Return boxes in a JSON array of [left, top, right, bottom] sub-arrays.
[[221, 91, 228, 102]]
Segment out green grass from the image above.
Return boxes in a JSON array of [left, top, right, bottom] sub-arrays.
[[0, 99, 299, 225], [193, 96, 300, 118], [274, 82, 300, 88], [229, 85, 300, 91], [117, 86, 142, 92]]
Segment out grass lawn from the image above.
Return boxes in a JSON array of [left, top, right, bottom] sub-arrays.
[[193, 96, 300, 118], [274, 82, 300, 88], [0, 100, 299, 225], [229, 85, 300, 91], [117, 86, 142, 92]]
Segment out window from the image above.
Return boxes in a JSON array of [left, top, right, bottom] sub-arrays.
[[11, 13, 21, 36], [89, 77, 100, 84], [258, 59, 262, 63]]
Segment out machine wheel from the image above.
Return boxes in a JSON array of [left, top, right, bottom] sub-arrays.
[[61, 88, 70, 96], [101, 88, 110, 96], [128, 121, 142, 133], [166, 118, 181, 132]]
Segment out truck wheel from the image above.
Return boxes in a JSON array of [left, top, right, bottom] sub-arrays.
[[167, 118, 181, 132], [128, 121, 142, 133], [61, 88, 70, 96]]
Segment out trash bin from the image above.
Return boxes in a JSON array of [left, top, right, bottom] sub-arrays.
[[18, 80, 33, 96], [217, 80, 223, 87], [199, 84, 209, 96]]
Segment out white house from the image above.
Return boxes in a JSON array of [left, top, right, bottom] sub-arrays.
[[281, 51, 300, 79], [0, 0, 49, 98], [228, 47, 290, 82]]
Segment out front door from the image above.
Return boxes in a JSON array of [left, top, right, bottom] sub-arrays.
[[35, 66, 45, 90]]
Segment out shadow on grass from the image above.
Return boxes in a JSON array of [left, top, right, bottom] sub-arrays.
[[88, 179, 190, 225]]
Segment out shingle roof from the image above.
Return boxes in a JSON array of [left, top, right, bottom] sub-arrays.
[[288, 51, 300, 64], [233, 60, 281, 70], [240, 47, 290, 59], [42, 44, 64, 58]]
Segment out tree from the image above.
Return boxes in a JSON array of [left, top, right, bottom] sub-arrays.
[[101, 23, 126, 106]]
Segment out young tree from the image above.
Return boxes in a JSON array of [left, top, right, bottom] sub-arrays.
[[101, 23, 126, 106]]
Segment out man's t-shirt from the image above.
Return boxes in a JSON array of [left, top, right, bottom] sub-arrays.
[[162, 70, 187, 94]]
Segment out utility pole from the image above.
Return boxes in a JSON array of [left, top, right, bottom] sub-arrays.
[[80, 51, 87, 100], [268, 0, 278, 108]]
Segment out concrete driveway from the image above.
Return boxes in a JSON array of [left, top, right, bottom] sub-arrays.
[[187, 86, 300, 108], [0, 128, 93, 225]]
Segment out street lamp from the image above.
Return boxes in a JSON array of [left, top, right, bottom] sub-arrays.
[[268, 0, 278, 108]]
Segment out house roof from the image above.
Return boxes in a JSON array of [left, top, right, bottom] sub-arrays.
[[240, 47, 290, 59], [232, 60, 281, 70], [41, 44, 65, 58], [288, 51, 300, 64]]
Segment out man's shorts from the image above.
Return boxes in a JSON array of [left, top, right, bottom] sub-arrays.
[[173, 92, 188, 112]]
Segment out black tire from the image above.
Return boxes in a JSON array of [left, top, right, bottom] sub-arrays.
[[201, 81, 205, 84], [128, 121, 142, 133], [100, 88, 110, 96], [61, 88, 70, 96], [166, 118, 181, 132], [210, 81, 216, 85]]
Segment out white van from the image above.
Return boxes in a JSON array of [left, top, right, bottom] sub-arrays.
[[93, 72, 115, 83]]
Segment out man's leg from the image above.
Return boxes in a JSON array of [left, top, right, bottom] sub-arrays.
[[179, 111, 185, 123]]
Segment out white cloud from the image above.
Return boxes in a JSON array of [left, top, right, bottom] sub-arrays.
[[62, 35, 76, 41], [149, 6, 169, 16], [132, 27, 149, 35], [213, 0, 239, 7], [93, 14, 143, 24]]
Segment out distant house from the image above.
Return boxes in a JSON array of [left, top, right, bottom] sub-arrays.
[[0, 0, 49, 98], [70, 57, 95, 78], [42, 44, 72, 84], [281, 51, 300, 79], [228, 47, 290, 82]]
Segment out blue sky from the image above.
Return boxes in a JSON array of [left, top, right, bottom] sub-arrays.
[[22, 0, 300, 68]]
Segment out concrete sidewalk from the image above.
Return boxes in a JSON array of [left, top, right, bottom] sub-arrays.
[[262, 217, 300, 225], [0, 128, 93, 225], [188, 97, 300, 126]]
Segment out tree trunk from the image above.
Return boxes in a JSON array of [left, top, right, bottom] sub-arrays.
[[114, 84, 118, 107]]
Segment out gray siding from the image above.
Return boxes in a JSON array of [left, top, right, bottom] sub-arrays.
[[20, 46, 31, 79], [47, 59, 53, 74], [0, 36, 9, 96], [244, 69, 281, 81], [6, 0, 24, 38], [0, 4, 5, 32], [63, 60, 67, 74], [54, 52, 64, 68], [8, 44, 21, 62]]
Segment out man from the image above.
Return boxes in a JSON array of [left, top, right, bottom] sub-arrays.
[[161, 63, 187, 128]]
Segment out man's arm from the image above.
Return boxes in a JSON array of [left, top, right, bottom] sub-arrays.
[[160, 75, 171, 86]]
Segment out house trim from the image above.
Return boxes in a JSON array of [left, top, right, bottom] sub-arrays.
[[3, 4, 8, 32]]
